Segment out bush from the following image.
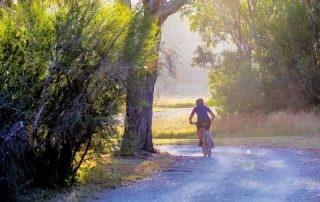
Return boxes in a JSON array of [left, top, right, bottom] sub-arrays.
[[0, 0, 131, 200]]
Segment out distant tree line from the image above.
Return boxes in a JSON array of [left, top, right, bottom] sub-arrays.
[[184, 0, 320, 113]]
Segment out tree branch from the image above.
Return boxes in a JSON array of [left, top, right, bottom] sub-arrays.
[[119, 0, 132, 9], [156, 0, 188, 24], [72, 135, 92, 181], [1, 121, 24, 145]]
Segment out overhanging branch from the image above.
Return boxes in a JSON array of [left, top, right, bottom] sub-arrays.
[[156, 0, 188, 24], [117, 0, 132, 8]]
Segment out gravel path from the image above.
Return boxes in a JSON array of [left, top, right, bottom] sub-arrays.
[[87, 145, 320, 202]]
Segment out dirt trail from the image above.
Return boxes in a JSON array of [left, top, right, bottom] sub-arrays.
[[88, 145, 320, 202]]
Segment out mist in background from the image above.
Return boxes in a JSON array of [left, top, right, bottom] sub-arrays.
[[156, 13, 208, 98], [157, 13, 229, 99]]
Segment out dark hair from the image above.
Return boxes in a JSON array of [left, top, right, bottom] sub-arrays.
[[196, 98, 204, 106]]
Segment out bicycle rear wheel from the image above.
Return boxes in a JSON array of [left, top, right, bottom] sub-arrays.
[[202, 146, 207, 157], [202, 130, 212, 157], [207, 147, 211, 157]]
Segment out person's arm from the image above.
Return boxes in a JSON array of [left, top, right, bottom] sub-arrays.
[[209, 111, 215, 121], [207, 107, 215, 121], [189, 108, 196, 124]]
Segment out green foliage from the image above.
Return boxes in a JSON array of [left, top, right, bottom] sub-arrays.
[[255, 1, 320, 110], [185, 0, 320, 114], [0, 0, 133, 200], [123, 9, 160, 72], [0, 1, 55, 125]]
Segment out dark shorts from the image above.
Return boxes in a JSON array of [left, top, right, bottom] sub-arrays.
[[197, 120, 211, 130]]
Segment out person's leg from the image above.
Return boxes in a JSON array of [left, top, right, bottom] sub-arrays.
[[197, 128, 202, 139], [197, 128, 203, 147]]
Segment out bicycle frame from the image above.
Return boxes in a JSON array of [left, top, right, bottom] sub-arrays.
[[191, 122, 213, 157]]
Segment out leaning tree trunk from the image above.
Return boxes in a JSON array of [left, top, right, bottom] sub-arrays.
[[121, 69, 157, 154]]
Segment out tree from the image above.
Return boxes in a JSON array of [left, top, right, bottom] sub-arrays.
[[185, 0, 320, 113], [120, 0, 187, 154], [304, 0, 320, 67], [184, 0, 262, 113]]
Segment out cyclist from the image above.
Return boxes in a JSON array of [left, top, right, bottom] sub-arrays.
[[189, 98, 215, 147]]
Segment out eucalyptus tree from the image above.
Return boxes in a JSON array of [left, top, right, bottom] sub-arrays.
[[120, 0, 188, 154]]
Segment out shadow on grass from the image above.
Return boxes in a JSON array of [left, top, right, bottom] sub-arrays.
[[20, 153, 173, 202]]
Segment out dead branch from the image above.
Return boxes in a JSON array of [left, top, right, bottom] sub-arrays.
[[1, 121, 24, 145], [32, 61, 60, 136]]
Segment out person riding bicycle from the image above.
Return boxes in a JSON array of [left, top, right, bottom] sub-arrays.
[[189, 98, 215, 147]]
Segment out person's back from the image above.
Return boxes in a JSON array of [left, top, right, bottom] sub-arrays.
[[192, 105, 211, 123], [189, 98, 215, 146]]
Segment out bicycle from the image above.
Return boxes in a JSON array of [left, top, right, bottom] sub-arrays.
[[191, 122, 214, 157]]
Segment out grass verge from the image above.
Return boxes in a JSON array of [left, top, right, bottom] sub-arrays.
[[21, 153, 173, 202], [154, 136, 320, 150]]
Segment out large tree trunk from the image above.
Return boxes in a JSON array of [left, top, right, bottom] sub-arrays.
[[120, 0, 187, 155], [121, 69, 157, 154]]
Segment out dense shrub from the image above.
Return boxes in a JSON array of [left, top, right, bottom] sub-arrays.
[[0, 0, 131, 200]]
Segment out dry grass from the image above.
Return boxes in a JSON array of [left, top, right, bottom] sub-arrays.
[[153, 115, 196, 139], [153, 110, 320, 150], [153, 111, 320, 139], [139, 110, 320, 155], [214, 111, 320, 137]]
